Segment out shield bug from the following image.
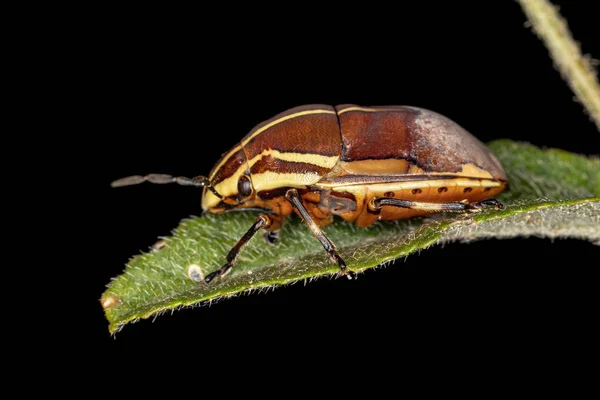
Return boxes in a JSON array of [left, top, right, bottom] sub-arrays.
[[112, 105, 507, 283]]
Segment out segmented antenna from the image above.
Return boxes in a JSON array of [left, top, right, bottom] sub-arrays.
[[111, 174, 223, 200]]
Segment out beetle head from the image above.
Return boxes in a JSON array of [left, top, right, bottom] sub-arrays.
[[201, 148, 255, 213]]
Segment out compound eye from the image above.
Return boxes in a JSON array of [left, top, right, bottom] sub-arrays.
[[237, 175, 253, 197]]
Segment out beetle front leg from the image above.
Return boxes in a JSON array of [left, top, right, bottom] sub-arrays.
[[204, 214, 273, 284], [285, 189, 354, 279]]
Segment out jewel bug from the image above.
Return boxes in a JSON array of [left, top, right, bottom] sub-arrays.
[[112, 105, 507, 283]]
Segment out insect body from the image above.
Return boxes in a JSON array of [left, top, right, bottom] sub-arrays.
[[113, 105, 507, 283]]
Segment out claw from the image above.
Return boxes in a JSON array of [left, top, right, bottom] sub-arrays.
[[340, 269, 356, 280], [204, 262, 233, 284], [477, 198, 504, 210]]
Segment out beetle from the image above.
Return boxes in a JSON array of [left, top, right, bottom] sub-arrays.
[[112, 104, 507, 283]]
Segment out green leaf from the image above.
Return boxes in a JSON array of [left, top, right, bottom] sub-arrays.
[[101, 140, 600, 333]]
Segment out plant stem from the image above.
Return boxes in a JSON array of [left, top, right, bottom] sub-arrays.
[[517, 0, 600, 131]]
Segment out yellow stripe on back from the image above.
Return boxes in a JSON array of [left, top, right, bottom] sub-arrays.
[[263, 149, 339, 169], [202, 149, 340, 210], [209, 109, 336, 181], [337, 106, 405, 115]]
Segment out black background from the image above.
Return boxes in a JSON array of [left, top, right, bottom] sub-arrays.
[[79, 1, 598, 378]]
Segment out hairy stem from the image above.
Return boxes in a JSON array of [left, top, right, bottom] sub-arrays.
[[517, 0, 600, 130]]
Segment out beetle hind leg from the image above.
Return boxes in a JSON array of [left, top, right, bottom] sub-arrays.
[[369, 197, 504, 213], [285, 189, 354, 279], [467, 198, 504, 211]]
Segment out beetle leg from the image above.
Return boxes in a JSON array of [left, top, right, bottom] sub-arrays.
[[262, 230, 280, 245], [204, 214, 273, 284], [470, 198, 504, 210], [369, 197, 504, 212], [285, 189, 354, 279], [111, 173, 223, 200]]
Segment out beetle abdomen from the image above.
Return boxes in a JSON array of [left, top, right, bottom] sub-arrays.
[[335, 105, 507, 181], [315, 105, 508, 226]]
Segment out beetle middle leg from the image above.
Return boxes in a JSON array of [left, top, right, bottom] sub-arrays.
[[369, 197, 504, 212], [285, 189, 354, 279], [204, 214, 273, 284]]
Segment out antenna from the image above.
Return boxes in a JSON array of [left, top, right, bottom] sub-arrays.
[[111, 174, 224, 200]]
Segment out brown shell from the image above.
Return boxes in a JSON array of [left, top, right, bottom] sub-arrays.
[[335, 105, 507, 181], [243, 104, 340, 159]]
